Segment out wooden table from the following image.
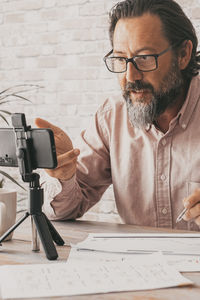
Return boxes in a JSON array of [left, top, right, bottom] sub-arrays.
[[0, 214, 200, 300]]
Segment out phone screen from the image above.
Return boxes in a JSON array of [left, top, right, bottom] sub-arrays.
[[29, 129, 57, 169], [0, 128, 57, 169]]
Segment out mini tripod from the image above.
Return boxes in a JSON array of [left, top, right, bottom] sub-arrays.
[[0, 114, 64, 260]]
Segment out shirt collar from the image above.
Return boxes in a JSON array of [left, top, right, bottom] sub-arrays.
[[145, 75, 200, 132], [145, 124, 151, 131]]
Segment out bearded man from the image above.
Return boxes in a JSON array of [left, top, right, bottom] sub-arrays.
[[36, 0, 200, 231]]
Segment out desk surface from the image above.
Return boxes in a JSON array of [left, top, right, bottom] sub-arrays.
[[1, 215, 200, 300]]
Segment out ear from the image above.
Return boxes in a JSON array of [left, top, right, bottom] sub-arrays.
[[178, 40, 193, 70]]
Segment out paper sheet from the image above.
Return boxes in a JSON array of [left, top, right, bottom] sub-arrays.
[[166, 255, 200, 272], [0, 254, 192, 299], [88, 233, 200, 238], [69, 232, 200, 272], [72, 232, 200, 255], [69, 247, 200, 272]]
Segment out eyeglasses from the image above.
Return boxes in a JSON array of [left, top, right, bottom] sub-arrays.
[[103, 45, 175, 73]]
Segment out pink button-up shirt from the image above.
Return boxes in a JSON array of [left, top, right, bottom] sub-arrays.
[[43, 75, 200, 231]]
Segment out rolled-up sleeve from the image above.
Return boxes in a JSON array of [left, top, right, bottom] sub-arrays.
[[42, 101, 112, 221]]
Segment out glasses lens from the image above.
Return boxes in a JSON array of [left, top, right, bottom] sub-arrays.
[[135, 56, 157, 71], [106, 57, 127, 72]]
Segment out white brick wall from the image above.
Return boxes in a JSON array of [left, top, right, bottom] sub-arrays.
[[0, 0, 199, 223]]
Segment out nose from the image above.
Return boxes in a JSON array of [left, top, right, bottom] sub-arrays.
[[126, 61, 143, 82]]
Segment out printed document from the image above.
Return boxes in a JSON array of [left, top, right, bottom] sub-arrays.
[[70, 232, 200, 272], [69, 247, 200, 272], [72, 232, 200, 255], [0, 254, 192, 299]]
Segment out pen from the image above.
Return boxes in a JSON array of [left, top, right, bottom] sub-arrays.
[[176, 207, 188, 223]]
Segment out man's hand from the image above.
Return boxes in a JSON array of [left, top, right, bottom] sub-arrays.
[[182, 189, 200, 225], [35, 118, 80, 181]]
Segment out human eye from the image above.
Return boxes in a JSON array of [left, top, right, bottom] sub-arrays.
[[114, 57, 125, 62], [136, 55, 155, 65], [138, 55, 152, 61], [135, 55, 156, 71]]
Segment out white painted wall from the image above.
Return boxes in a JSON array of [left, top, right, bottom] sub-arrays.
[[0, 0, 199, 222]]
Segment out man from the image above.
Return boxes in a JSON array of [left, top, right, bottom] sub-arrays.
[[36, 0, 200, 230]]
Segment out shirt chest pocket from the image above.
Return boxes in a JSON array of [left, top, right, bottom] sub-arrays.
[[187, 181, 200, 196]]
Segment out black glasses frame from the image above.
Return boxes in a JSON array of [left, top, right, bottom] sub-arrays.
[[103, 44, 177, 73]]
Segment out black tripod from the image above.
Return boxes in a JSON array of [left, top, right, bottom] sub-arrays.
[[0, 114, 64, 260]]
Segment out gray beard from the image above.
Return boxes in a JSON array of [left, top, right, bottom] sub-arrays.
[[126, 97, 157, 129], [124, 60, 184, 129]]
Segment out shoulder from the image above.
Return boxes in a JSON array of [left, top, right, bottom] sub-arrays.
[[188, 75, 200, 99], [96, 95, 127, 122], [93, 95, 133, 144], [187, 75, 200, 108], [190, 74, 200, 90]]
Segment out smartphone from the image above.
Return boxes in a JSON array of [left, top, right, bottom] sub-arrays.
[[0, 128, 57, 169]]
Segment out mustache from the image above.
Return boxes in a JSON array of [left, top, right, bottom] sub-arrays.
[[124, 81, 154, 94]]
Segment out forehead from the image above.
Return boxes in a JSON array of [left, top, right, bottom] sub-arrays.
[[113, 13, 169, 52]]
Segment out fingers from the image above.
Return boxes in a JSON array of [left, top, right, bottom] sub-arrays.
[[35, 118, 62, 135], [183, 203, 200, 221], [45, 148, 80, 181], [35, 118, 73, 154], [57, 149, 80, 168], [183, 189, 200, 209], [36, 118, 80, 180], [182, 189, 200, 223]]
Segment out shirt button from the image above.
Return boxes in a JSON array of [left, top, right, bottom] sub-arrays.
[[162, 139, 166, 146], [160, 174, 166, 181], [162, 208, 168, 215], [182, 123, 186, 129]]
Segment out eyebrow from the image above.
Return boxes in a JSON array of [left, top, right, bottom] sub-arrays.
[[113, 47, 157, 56]]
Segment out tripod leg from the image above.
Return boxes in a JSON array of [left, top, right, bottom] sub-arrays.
[[43, 213, 65, 246], [0, 212, 29, 244], [32, 214, 58, 260], [31, 216, 40, 252]]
